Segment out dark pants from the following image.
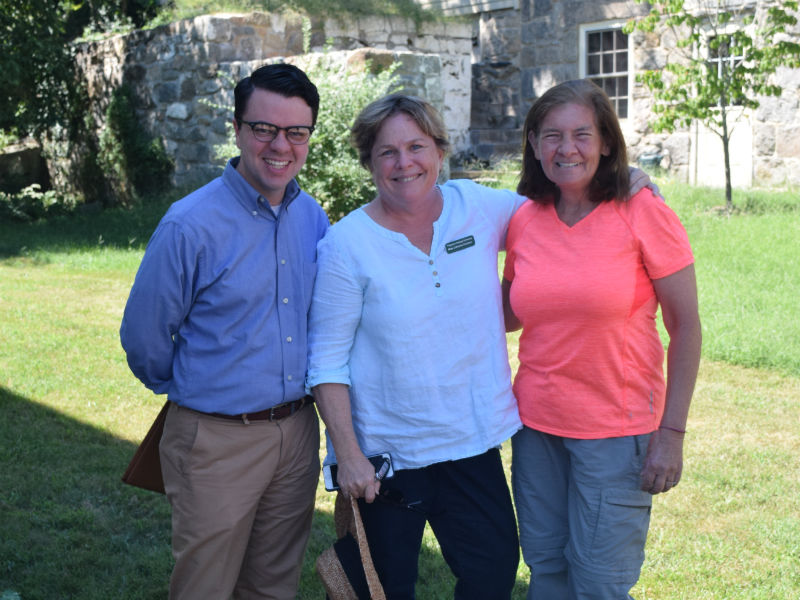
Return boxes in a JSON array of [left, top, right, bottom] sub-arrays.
[[358, 448, 519, 600]]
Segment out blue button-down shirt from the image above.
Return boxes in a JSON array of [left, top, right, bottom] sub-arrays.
[[120, 158, 329, 414]]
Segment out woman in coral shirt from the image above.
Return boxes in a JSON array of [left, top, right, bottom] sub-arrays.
[[503, 79, 701, 599]]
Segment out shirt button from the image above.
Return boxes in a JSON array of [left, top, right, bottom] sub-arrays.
[[282, 297, 289, 304], [435, 282, 441, 288], [286, 336, 293, 342], [287, 375, 293, 381], [429, 260, 434, 265], [281, 259, 286, 265], [252, 210, 258, 216], [432, 271, 438, 276]]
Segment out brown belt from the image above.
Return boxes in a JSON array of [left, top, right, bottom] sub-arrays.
[[210, 395, 313, 424]]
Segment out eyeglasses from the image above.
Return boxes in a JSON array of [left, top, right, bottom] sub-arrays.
[[239, 120, 315, 145]]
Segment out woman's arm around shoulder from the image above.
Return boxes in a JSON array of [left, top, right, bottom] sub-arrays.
[[628, 166, 662, 200]]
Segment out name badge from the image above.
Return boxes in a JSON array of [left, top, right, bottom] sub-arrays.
[[445, 235, 475, 254]]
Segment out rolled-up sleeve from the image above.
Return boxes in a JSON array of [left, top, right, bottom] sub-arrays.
[[306, 233, 364, 389]]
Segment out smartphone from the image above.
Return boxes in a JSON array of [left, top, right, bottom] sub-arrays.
[[323, 453, 393, 491]]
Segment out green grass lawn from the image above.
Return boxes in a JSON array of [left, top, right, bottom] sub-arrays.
[[1, 182, 799, 598]]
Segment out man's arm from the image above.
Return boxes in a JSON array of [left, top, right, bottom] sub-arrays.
[[120, 222, 191, 393]]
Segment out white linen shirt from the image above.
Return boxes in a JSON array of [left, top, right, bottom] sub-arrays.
[[307, 179, 526, 470]]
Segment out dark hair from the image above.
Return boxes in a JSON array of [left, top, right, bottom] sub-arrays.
[[350, 93, 451, 171], [234, 63, 320, 125], [517, 79, 629, 203]]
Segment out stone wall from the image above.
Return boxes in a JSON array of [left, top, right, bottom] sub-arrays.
[[628, 16, 800, 187], [466, 0, 800, 187], [470, 7, 523, 159], [470, 1, 652, 161], [743, 67, 800, 187], [57, 12, 472, 193]]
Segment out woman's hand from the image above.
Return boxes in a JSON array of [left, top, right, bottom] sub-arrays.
[[640, 428, 684, 494], [336, 454, 382, 502], [628, 166, 662, 199], [313, 382, 382, 503]]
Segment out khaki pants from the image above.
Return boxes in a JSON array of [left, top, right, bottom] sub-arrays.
[[160, 402, 320, 600]]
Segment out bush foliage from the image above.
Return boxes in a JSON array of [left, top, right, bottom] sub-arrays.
[[0, 184, 77, 222], [98, 85, 174, 206], [0, 0, 161, 137], [300, 55, 399, 221]]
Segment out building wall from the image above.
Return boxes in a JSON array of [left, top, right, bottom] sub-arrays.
[[461, 0, 800, 187]]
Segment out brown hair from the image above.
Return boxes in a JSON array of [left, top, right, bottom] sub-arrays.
[[517, 79, 629, 203], [350, 93, 451, 171]]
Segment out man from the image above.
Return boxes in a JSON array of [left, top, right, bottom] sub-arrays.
[[120, 63, 329, 600]]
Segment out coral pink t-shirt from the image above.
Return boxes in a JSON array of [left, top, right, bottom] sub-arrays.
[[503, 188, 694, 439]]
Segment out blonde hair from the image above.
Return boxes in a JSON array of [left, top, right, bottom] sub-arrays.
[[350, 93, 450, 170]]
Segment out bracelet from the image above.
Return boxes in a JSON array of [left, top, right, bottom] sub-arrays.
[[659, 424, 686, 434]]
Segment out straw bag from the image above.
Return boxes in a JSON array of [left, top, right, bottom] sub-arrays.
[[121, 401, 168, 494], [316, 493, 386, 600]]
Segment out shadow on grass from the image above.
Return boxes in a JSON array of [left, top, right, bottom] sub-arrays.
[[0, 387, 467, 599], [0, 386, 171, 599]]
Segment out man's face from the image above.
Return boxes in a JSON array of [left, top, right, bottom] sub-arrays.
[[233, 89, 313, 206]]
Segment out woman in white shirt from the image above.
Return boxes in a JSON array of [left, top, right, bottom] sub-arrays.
[[307, 94, 525, 599]]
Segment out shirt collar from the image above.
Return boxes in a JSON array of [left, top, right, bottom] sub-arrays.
[[224, 157, 301, 215]]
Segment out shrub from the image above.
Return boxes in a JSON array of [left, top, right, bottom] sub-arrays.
[[0, 184, 78, 222], [299, 54, 398, 222], [97, 84, 173, 206]]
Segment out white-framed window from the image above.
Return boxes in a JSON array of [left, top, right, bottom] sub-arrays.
[[706, 34, 746, 106], [579, 21, 632, 119]]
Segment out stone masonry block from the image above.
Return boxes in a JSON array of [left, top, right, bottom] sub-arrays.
[[194, 16, 233, 43], [166, 103, 190, 120], [776, 125, 800, 158], [753, 124, 776, 157]]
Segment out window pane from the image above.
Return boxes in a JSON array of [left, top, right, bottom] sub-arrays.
[[616, 50, 628, 72], [585, 28, 630, 118], [615, 29, 628, 49], [588, 55, 600, 75], [603, 53, 614, 74], [602, 30, 614, 50], [589, 32, 601, 53]]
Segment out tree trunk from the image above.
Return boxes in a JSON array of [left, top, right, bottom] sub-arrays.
[[719, 92, 733, 213]]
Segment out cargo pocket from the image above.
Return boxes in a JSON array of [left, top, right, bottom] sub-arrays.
[[591, 488, 652, 572]]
